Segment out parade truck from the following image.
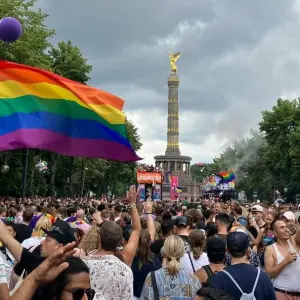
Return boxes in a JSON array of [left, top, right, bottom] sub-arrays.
[[137, 170, 163, 201], [202, 171, 236, 202]]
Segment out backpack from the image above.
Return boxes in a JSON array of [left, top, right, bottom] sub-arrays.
[[222, 268, 260, 300]]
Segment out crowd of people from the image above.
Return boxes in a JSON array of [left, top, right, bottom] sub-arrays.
[[0, 190, 298, 299]]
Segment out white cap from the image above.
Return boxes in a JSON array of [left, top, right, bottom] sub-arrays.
[[283, 211, 296, 222], [251, 205, 263, 213]]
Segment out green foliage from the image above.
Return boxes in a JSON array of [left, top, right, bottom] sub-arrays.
[[49, 41, 92, 83], [0, 0, 55, 69], [190, 98, 300, 203]]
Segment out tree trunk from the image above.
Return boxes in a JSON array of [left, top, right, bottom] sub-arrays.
[[50, 153, 58, 199], [28, 150, 35, 196]]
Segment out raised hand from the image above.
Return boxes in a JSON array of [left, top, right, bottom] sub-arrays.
[[31, 242, 76, 283], [92, 212, 103, 226], [126, 185, 138, 205]]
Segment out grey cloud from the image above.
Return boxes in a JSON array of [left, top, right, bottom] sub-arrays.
[[37, 0, 300, 155]]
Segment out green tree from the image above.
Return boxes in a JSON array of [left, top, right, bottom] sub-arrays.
[[49, 41, 92, 83], [259, 98, 300, 201], [0, 0, 55, 68]]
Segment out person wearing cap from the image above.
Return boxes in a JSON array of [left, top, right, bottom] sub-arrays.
[[175, 216, 192, 251], [0, 218, 76, 278], [248, 205, 266, 240], [195, 236, 226, 287], [282, 211, 299, 236], [211, 232, 276, 299]]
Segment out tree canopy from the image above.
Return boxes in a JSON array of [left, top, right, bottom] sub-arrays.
[[190, 99, 300, 203]]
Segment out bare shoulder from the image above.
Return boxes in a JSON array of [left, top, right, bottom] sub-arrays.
[[265, 244, 275, 254], [265, 244, 276, 265]]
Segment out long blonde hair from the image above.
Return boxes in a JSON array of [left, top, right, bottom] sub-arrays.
[[32, 215, 52, 238], [163, 235, 185, 276]]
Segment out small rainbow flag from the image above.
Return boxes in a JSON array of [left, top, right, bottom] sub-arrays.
[[217, 170, 236, 183], [0, 61, 140, 161]]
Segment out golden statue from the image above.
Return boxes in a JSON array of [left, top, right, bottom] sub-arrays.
[[169, 52, 180, 73]]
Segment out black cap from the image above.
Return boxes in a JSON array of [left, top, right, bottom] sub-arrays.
[[42, 219, 76, 246], [175, 216, 188, 227], [227, 231, 249, 253], [207, 236, 226, 254]]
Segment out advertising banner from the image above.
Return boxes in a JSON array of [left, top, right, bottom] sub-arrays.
[[137, 171, 163, 184], [153, 184, 161, 201], [164, 171, 172, 184], [170, 176, 178, 200], [139, 184, 146, 201]]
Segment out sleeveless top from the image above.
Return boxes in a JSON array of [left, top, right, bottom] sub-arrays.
[[203, 265, 214, 287], [272, 241, 300, 292]]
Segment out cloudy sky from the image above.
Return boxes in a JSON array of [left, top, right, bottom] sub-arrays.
[[38, 0, 300, 164]]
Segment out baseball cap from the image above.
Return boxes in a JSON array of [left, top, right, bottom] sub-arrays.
[[175, 216, 188, 227], [227, 231, 250, 253], [251, 205, 263, 213], [207, 236, 226, 254], [237, 217, 247, 227], [283, 211, 296, 222], [42, 219, 76, 245]]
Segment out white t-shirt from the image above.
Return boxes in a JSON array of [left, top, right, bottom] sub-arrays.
[[0, 249, 13, 283], [180, 252, 210, 274], [0, 255, 7, 285]]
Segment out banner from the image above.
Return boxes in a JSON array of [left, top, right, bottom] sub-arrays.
[[164, 171, 172, 184], [137, 171, 163, 184], [203, 175, 235, 192], [153, 184, 161, 201], [139, 184, 146, 201], [170, 176, 178, 200]]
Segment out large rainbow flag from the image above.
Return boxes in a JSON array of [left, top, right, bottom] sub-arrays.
[[0, 61, 141, 161]]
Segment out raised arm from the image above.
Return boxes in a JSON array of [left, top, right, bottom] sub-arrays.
[[144, 199, 155, 241], [10, 242, 75, 300], [0, 220, 23, 262], [122, 186, 141, 266]]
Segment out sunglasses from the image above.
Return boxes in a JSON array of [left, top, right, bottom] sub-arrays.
[[65, 288, 95, 300]]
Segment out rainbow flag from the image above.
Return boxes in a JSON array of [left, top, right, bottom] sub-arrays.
[[0, 61, 140, 161], [217, 170, 236, 183]]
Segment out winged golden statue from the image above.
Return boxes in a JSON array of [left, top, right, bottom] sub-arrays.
[[169, 52, 180, 73]]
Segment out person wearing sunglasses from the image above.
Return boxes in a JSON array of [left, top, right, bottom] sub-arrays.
[[10, 242, 95, 300]]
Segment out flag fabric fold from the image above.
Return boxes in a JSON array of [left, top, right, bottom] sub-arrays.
[[216, 170, 236, 183], [0, 61, 141, 162]]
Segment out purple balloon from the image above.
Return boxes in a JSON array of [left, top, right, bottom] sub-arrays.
[[0, 17, 22, 43]]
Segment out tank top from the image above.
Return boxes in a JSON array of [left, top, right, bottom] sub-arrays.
[[272, 241, 300, 292]]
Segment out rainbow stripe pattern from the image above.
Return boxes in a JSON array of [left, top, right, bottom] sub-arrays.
[[217, 170, 236, 183], [0, 61, 140, 161]]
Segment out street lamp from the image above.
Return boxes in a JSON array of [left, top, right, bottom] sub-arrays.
[[1, 154, 9, 174]]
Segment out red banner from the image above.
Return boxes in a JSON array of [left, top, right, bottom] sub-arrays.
[[170, 176, 178, 200]]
